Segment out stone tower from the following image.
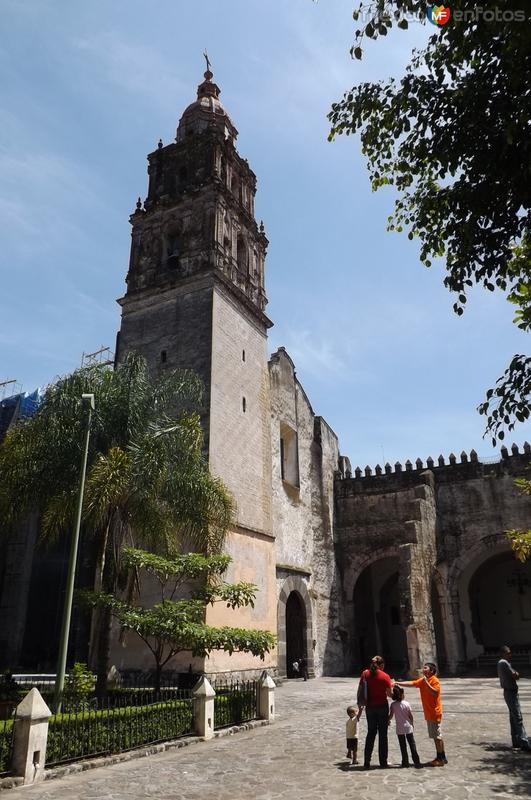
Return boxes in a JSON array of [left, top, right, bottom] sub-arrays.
[[116, 67, 277, 675]]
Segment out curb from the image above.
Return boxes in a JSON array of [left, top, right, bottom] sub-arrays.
[[0, 719, 270, 792]]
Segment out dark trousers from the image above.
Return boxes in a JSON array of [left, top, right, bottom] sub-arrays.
[[397, 732, 420, 766], [364, 704, 389, 766], [503, 689, 530, 749]]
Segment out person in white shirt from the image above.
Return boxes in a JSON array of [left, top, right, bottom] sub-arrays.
[[346, 705, 361, 765], [388, 685, 421, 768]]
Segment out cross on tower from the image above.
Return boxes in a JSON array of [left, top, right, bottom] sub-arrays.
[[203, 50, 212, 74]]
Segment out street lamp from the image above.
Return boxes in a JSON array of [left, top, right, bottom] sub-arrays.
[[54, 393, 95, 713]]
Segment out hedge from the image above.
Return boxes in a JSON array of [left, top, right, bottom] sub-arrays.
[[46, 698, 193, 766]]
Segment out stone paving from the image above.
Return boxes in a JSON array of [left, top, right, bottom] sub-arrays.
[[15, 677, 531, 799]]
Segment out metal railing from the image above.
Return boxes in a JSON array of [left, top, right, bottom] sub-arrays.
[[213, 680, 258, 729], [46, 689, 194, 767]]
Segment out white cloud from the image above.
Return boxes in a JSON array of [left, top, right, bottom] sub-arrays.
[[72, 32, 186, 109], [271, 327, 349, 379], [0, 146, 100, 257]]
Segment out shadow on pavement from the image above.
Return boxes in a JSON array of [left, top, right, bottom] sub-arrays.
[[334, 760, 354, 771], [472, 741, 531, 796]]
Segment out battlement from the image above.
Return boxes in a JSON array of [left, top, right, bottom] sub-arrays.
[[335, 443, 531, 496]]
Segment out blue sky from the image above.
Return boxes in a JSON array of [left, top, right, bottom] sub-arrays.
[[1, 0, 529, 469]]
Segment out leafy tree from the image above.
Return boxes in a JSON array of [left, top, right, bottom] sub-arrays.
[[0, 353, 233, 691], [328, 1, 531, 443], [81, 548, 276, 691], [506, 476, 531, 562]]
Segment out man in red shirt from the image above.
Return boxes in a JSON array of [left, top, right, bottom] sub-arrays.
[[397, 662, 446, 766], [358, 655, 393, 768]]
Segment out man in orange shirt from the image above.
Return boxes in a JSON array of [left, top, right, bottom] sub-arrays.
[[397, 662, 446, 766]]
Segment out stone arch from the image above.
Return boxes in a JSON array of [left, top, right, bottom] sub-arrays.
[[277, 576, 314, 678], [349, 550, 408, 672], [343, 545, 401, 605], [447, 533, 516, 664]]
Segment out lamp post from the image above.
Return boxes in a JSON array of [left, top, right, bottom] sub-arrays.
[[54, 393, 95, 713]]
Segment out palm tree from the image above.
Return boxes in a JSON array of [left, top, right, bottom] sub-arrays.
[[0, 353, 233, 692]]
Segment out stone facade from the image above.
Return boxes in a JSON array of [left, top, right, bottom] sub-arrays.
[[1, 70, 531, 680]]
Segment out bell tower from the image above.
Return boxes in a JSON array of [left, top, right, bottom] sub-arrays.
[[117, 67, 277, 673]]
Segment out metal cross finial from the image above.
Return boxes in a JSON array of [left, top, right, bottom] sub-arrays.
[[203, 50, 212, 73]]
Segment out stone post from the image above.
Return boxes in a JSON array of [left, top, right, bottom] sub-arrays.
[[12, 688, 52, 785], [192, 676, 216, 740], [258, 672, 276, 721]]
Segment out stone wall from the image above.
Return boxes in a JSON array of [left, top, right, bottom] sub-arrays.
[[269, 349, 340, 677], [335, 446, 531, 674], [335, 470, 437, 674], [209, 286, 272, 535]]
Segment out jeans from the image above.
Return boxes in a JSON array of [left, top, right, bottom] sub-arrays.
[[364, 704, 389, 766], [503, 689, 530, 749], [397, 732, 420, 766]]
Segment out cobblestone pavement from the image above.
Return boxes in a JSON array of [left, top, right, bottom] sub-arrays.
[[16, 677, 531, 800]]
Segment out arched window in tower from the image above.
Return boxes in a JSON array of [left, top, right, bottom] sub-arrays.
[[237, 235, 247, 272], [232, 173, 241, 203], [165, 230, 181, 269]]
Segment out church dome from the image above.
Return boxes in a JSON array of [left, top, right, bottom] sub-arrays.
[[177, 69, 238, 142]]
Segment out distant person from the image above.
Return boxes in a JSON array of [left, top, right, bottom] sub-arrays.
[[397, 662, 446, 766], [345, 705, 361, 765], [358, 655, 393, 769], [292, 659, 300, 678], [299, 656, 309, 681], [388, 684, 421, 768], [497, 645, 531, 751]]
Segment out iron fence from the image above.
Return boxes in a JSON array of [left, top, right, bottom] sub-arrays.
[[0, 717, 14, 777], [213, 680, 258, 729], [46, 689, 194, 767]]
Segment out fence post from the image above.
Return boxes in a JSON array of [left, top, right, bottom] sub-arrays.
[[11, 688, 52, 785], [258, 672, 276, 721], [192, 676, 216, 740]]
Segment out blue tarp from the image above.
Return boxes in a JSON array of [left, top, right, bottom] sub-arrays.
[[0, 388, 42, 440]]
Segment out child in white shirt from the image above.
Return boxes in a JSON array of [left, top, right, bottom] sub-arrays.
[[346, 705, 360, 765], [388, 685, 421, 768]]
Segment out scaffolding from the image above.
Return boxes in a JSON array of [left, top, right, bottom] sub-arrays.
[[0, 379, 21, 401], [81, 345, 114, 369]]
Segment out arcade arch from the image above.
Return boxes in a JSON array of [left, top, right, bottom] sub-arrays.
[[352, 556, 408, 672], [449, 536, 531, 662]]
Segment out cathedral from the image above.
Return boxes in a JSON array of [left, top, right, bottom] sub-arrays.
[[1, 68, 531, 679]]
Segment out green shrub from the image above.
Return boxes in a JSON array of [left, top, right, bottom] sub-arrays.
[[63, 663, 96, 711], [0, 720, 14, 774], [46, 698, 193, 765], [214, 688, 256, 728]]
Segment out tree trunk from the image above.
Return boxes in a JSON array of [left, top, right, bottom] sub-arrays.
[[154, 661, 162, 695]]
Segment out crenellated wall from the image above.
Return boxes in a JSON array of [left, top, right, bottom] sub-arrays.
[[334, 445, 531, 674]]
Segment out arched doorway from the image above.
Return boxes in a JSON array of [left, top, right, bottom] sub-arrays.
[[353, 558, 408, 672], [286, 591, 306, 677], [468, 553, 531, 650]]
